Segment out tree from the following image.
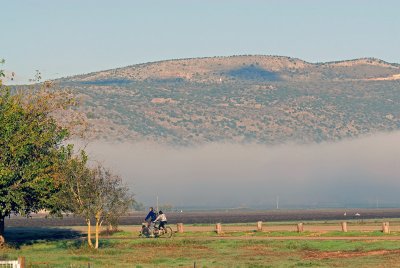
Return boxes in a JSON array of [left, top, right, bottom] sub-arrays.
[[57, 151, 95, 247], [0, 59, 4, 82], [0, 59, 82, 244], [132, 201, 145, 212], [0, 86, 71, 243], [0, 60, 130, 248], [59, 151, 134, 249], [90, 165, 133, 248]]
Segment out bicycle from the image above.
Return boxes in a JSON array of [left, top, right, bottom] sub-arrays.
[[140, 222, 173, 238]]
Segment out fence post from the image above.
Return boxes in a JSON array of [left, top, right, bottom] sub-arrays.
[[215, 223, 222, 234], [296, 223, 304, 233], [177, 223, 184, 233], [341, 222, 348, 232], [18, 256, 25, 268], [382, 222, 390, 234], [257, 221, 263, 232]]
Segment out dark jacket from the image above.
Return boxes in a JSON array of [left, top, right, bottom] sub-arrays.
[[145, 210, 157, 222]]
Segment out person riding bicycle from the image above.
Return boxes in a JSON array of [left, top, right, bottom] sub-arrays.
[[154, 210, 167, 230], [143, 207, 157, 237], [145, 207, 157, 228]]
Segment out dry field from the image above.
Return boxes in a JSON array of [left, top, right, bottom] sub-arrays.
[[4, 209, 400, 267]]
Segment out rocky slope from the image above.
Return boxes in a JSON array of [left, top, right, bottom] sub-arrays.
[[56, 55, 400, 144]]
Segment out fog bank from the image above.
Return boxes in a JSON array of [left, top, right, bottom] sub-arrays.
[[80, 132, 400, 209]]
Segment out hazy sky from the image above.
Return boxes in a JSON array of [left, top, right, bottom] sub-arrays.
[[1, 0, 400, 83], [81, 132, 400, 209]]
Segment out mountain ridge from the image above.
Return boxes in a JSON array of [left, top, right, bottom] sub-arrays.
[[51, 55, 400, 145], [58, 55, 399, 83]]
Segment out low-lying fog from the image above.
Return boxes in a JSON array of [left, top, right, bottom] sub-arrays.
[[79, 131, 400, 209]]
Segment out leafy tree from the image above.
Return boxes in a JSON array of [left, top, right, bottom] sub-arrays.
[[59, 151, 134, 249], [90, 165, 133, 248], [0, 59, 131, 248], [132, 201, 145, 212], [0, 60, 82, 245], [0, 86, 71, 243], [57, 151, 95, 247]]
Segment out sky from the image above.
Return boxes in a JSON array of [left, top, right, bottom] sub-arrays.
[[81, 131, 400, 209], [1, 1, 399, 209], [1, 0, 400, 84]]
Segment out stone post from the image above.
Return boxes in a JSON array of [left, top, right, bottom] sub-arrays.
[[215, 223, 222, 234], [341, 222, 348, 232], [297, 223, 304, 233], [177, 223, 184, 233], [382, 222, 390, 234], [257, 221, 263, 232]]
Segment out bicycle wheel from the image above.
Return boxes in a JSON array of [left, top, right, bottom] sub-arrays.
[[165, 226, 173, 238], [140, 227, 151, 238]]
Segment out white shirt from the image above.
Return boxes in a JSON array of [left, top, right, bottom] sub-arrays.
[[155, 214, 167, 222]]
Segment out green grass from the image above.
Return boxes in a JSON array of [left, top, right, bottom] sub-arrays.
[[217, 231, 318, 237], [4, 222, 400, 267], [173, 230, 398, 238], [321, 230, 399, 237], [3, 236, 400, 267], [174, 231, 219, 237]]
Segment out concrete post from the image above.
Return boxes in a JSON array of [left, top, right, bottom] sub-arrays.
[[215, 223, 222, 234], [177, 223, 184, 233], [297, 223, 304, 233], [257, 221, 263, 232], [382, 222, 390, 234], [341, 222, 348, 232]]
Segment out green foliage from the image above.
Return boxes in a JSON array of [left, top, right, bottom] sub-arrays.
[[0, 86, 70, 223], [132, 201, 145, 211], [58, 151, 134, 248], [55, 150, 89, 216], [59, 152, 134, 224]]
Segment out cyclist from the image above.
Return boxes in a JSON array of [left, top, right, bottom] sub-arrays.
[[145, 207, 157, 224], [154, 210, 167, 230], [144, 207, 157, 236]]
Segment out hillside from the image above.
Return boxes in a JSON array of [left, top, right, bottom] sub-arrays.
[[57, 55, 400, 144]]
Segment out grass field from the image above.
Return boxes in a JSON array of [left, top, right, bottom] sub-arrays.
[[2, 221, 400, 267]]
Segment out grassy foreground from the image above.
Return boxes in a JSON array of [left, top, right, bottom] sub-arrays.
[[2, 227, 400, 267]]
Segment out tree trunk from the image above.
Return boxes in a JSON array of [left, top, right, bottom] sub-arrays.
[[0, 215, 5, 246], [95, 212, 102, 249], [95, 220, 99, 249], [86, 219, 93, 248]]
